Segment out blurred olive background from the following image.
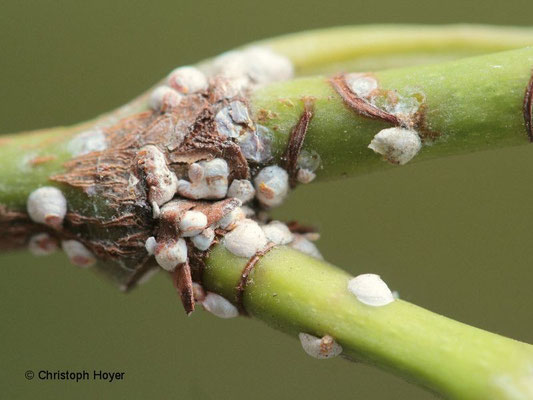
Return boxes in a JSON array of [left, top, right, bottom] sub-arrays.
[[1, 1, 533, 399]]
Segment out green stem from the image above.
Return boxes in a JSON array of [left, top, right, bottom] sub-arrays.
[[203, 244, 533, 400], [265, 24, 533, 74], [253, 47, 533, 179], [2, 47, 532, 208], [2, 25, 533, 399]]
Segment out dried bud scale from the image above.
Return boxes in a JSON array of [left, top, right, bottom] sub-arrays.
[[27, 186, 67, 229], [61, 240, 96, 268], [347, 274, 395, 307], [298, 333, 342, 359], [28, 233, 58, 256]]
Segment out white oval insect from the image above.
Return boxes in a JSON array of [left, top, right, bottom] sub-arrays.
[[144, 236, 157, 255], [296, 168, 316, 184], [136, 145, 178, 212], [177, 158, 229, 200], [345, 73, 378, 98], [154, 238, 187, 271], [149, 86, 182, 111], [201, 292, 239, 319], [217, 207, 245, 231], [223, 218, 267, 258], [179, 210, 208, 237], [27, 186, 67, 229], [227, 179, 255, 203], [61, 240, 96, 268], [254, 165, 289, 208], [290, 234, 323, 260], [167, 66, 208, 94], [347, 273, 395, 306], [28, 233, 58, 256], [298, 333, 342, 359], [262, 220, 293, 245], [241, 46, 294, 85], [191, 227, 215, 251], [368, 127, 421, 165], [67, 128, 107, 157]]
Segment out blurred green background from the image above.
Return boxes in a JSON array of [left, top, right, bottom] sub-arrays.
[[1, 1, 532, 399]]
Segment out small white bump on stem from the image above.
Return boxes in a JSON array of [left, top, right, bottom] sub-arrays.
[[217, 207, 245, 230], [296, 168, 316, 184], [210, 46, 293, 86], [61, 240, 96, 268], [144, 236, 157, 255], [28, 233, 58, 256], [368, 127, 421, 165], [290, 234, 323, 260], [345, 73, 378, 98], [262, 221, 293, 245], [149, 86, 182, 112], [167, 66, 208, 94], [298, 333, 342, 359], [67, 128, 107, 157], [191, 227, 215, 251], [136, 145, 178, 209], [201, 292, 239, 319], [347, 273, 395, 307], [227, 179, 255, 203], [223, 218, 267, 258], [27, 186, 67, 229], [177, 158, 229, 200], [154, 238, 187, 271], [192, 282, 206, 302], [179, 210, 208, 237], [254, 165, 289, 208]]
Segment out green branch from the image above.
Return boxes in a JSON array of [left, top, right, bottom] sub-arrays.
[[2, 25, 533, 400], [204, 245, 533, 400]]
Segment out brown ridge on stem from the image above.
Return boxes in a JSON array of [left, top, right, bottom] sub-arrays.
[[282, 98, 315, 187], [235, 242, 276, 315], [29, 155, 57, 166], [329, 74, 400, 125], [524, 72, 533, 142]]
